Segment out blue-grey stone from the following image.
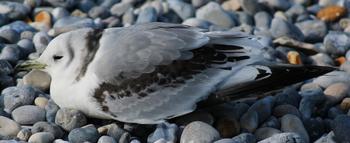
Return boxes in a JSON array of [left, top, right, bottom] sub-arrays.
[[214, 139, 236, 143], [303, 118, 326, 141], [313, 71, 350, 88], [33, 31, 51, 54], [0, 29, 20, 44], [168, 0, 195, 20], [258, 133, 305, 143], [332, 115, 350, 142], [136, 7, 158, 24], [236, 12, 253, 25], [46, 0, 78, 9], [0, 75, 14, 91], [17, 39, 35, 56], [299, 87, 324, 119], [180, 121, 220, 143], [0, 60, 13, 75], [55, 108, 87, 131], [254, 11, 272, 29], [98, 136, 117, 143], [20, 30, 34, 40], [32, 121, 64, 139], [314, 131, 337, 143], [285, 4, 306, 21], [275, 87, 301, 107], [51, 16, 97, 36], [28, 132, 55, 143], [324, 31, 350, 56], [192, 0, 210, 8], [12, 105, 46, 125], [45, 99, 59, 123], [254, 127, 282, 141], [89, 6, 110, 19], [260, 116, 280, 129], [68, 124, 100, 143], [110, 2, 133, 17], [295, 20, 327, 42], [281, 114, 309, 143], [232, 133, 256, 143], [52, 7, 70, 21], [196, 2, 236, 28], [122, 7, 135, 26], [182, 18, 212, 29], [1, 86, 36, 113], [148, 122, 178, 143], [270, 17, 304, 41], [78, 0, 96, 13], [97, 0, 120, 8], [0, 2, 30, 19], [0, 14, 9, 27], [259, 0, 292, 10], [0, 21, 36, 33], [0, 45, 21, 64], [239, 0, 261, 15], [107, 124, 126, 141]]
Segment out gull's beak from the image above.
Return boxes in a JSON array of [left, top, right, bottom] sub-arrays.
[[15, 60, 47, 72]]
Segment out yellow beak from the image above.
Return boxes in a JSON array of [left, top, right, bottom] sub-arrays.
[[15, 60, 47, 72]]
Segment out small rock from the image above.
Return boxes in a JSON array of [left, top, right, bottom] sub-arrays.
[[270, 17, 304, 41], [314, 131, 337, 143], [119, 132, 130, 143], [317, 6, 347, 22], [245, 96, 275, 125], [310, 53, 335, 66], [110, 2, 132, 17], [0, 21, 36, 33], [258, 132, 305, 143], [323, 31, 350, 56], [22, 70, 51, 91], [258, 0, 291, 10], [168, 0, 195, 20], [239, 0, 261, 15], [287, 51, 302, 65], [122, 8, 135, 26], [50, 16, 96, 36], [35, 97, 49, 108], [280, 114, 309, 143], [1, 86, 36, 113], [0, 116, 21, 138], [295, 20, 327, 42], [0, 75, 14, 90], [222, 0, 241, 12], [232, 133, 256, 143], [98, 136, 117, 143], [328, 106, 345, 119], [12, 105, 46, 125], [180, 121, 220, 143], [260, 116, 280, 129], [0, 45, 20, 64], [55, 108, 87, 131], [68, 124, 100, 143], [0, 29, 20, 44], [17, 128, 32, 141], [275, 87, 301, 107], [33, 31, 51, 54], [313, 71, 350, 88], [51, 7, 70, 20], [148, 122, 178, 143], [254, 127, 281, 141], [236, 12, 253, 25], [196, 2, 235, 28], [0, 2, 30, 19], [98, 0, 119, 8], [213, 138, 236, 143], [46, 0, 78, 9], [20, 31, 34, 40], [89, 6, 110, 19], [45, 99, 59, 123], [240, 110, 258, 132], [107, 124, 126, 141], [332, 115, 350, 142], [34, 11, 52, 28], [254, 11, 272, 29], [303, 118, 326, 141], [17, 39, 35, 56], [0, 60, 12, 75], [192, 0, 209, 8], [28, 132, 55, 143], [182, 18, 212, 29], [136, 7, 157, 24], [215, 118, 240, 138], [324, 82, 350, 105], [340, 97, 350, 110], [273, 104, 301, 118], [32, 121, 64, 139]]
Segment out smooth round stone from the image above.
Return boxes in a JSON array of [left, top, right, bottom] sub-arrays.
[[240, 110, 258, 132], [0, 60, 13, 75], [110, 2, 132, 17], [51, 7, 70, 21], [215, 118, 240, 138], [33, 31, 51, 54], [213, 138, 236, 143], [285, 4, 306, 19], [98, 0, 119, 8], [0, 45, 20, 64], [55, 108, 87, 131], [281, 114, 309, 143], [0, 29, 20, 44], [0, 1, 30, 19], [32, 121, 64, 139], [98, 136, 117, 143], [17, 39, 35, 56], [136, 7, 157, 24], [196, 2, 235, 28], [310, 53, 335, 66], [78, 0, 96, 13], [328, 106, 345, 119], [119, 132, 130, 143], [259, 0, 291, 10], [28, 132, 55, 143], [17, 128, 32, 141], [259, 132, 305, 143], [313, 71, 350, 88], [340, 62, 350, 73], [295, 20, 327, 43], [303, 118, 326, 141], [180, 121, 220, 143], [2, 86, 36, 113], [168, 0, 194, 20], [324, 31, 350, 56], [1, 21, 36, 33], [192, 0, 209, 8], [275, 87, 301, 107], [53, 139, 70, 143], [182, 18, 212, 29], [34, 97, 49, 108], [89, 6, 110, 19], [270, 17, 304, 41], [254, 127, 281, 141], [122, 8, 135, 26], [68, 124, 100, 143], [50, 17, 95, 36], [0, 14, 9, 27], [174, 110, 214, 126], [0, 75, 15, 90], [232, 133, 256, 143], [260, 116, 280, 129], [299, 89, 325, 119], [107, 123, 126, 140], [12, 105, 46, 125], [236, 12, 253, 25], [254, 11, 272, 29], [239, 0, 261, 15], [0, 116, 21, 137], [20, 31, 34, 40], [332, 115, 350, 142], [273, 104, 301, 118], [148, 122, 178, 143], [23, 70, 51, 91], [45, 99, 59, 123], [324, 82, 350, 105]]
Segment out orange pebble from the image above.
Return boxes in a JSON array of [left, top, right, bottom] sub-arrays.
[[287, 51, 302, 65], [317, 6, 347, 22], [35, 11, 52, 27], [336, 56, 346, 65]]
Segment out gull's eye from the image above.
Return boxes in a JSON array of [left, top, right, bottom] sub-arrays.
[[53, 55, 63, 61]]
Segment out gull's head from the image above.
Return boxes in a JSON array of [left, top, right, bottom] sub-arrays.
[[17, 28, 102, 82]]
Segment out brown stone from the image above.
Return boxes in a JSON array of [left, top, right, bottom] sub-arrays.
[[287, 51, 302, 65], [215, 118, 240, 138], [340, 98, 350, 110], [317, 6, 347, 22]]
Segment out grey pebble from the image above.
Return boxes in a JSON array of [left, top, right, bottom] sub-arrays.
[[270, 17, 304, 41], [310, 53, 335, 66], [240, 110, 258, 132], [285, 4, 306, 20], [239, 0, 261, 15], [45, 99, 59, 123], [0, 60, 13, 75], [332, 115, 350, 142], [303, 118, 326, 141], [98, 136, 117, 143], [196, 2, 235, 28], [323, 31, 350, 56], [232, 133, 256, 143], [258, 132, 305, 143], [314, 131, 337, 143], [259, 0, 291, 10], [213, 138, 236, 143], [107, 123, 126, 141], [68, 124, 100, 143], [280, 114, 309, 143], [0, 29, 20, 44], [46, 0, 78, 9], [180, 121, 220, 143], [17, 39, 35, 56], [78, 0, 96, 13], [313, 71, 350, 88], [168, 0, 195, 20], [192, 0, 209, 8], [236, 12, 253, 26], [328, 106, 344, 119], [122, 7, 135, 26], [254, 11, 272, 29], [1, 86, 36, 113], [148, 122, 178, 143], [0, 75, 14, 90], [254, 127, 282, 141], [0, 45, 21, 64], [136, 7, 158, 24], [32, 121, 64, 139], [51, 7, 70, 21], [98, 0, 120, 9], [299, 85, 325, 119], [12, 105, 46, 125], [275, 87, 301, 107], [55, 108, 87, 131], [33, 32, 51, 54], [273, 104, 302, 118], [0, 1, 30, 19], [20, 31, 34, 40], [110, 2, 133, 17], [0, 21, 36, 33], [89, 6, 110, 19], [0, 116, 21, 138], [50, 16, 96, 36], [182, 18, 212, 29], [260, 116, 280, 129], [17, 128, 32, 141], [22, 69, 51, 92], [296, 20, 327, 43], [28, 132, 55, 143], [0, 14, 9, 27]]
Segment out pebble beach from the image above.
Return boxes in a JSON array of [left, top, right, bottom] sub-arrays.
[[0, 0, 350, 143]]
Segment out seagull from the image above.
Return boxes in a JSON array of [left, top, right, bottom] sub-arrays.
[[16, 22, 334, 124]]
